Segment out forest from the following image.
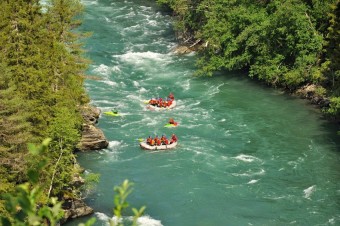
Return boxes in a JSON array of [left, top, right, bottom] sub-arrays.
[[0, 0, 339, 224], [0, 0, 90, 222], [157, 0, 340, 118]]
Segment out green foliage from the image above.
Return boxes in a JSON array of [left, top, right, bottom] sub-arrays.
[[327, 97, 340, 116], [110, 180, 146, 226], [0, 139, 64, 226], [0, 0, 90, 218], [81, 173, 100, 197], [158, 0, 340, 118]]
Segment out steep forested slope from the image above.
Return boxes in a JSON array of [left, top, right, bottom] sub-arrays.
[[0, 0, 89, 217]]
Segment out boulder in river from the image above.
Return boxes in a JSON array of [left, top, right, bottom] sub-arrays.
[[77, 124, 109, 151]]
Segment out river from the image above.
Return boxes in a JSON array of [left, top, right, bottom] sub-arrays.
[[66, 0, 340, 225]]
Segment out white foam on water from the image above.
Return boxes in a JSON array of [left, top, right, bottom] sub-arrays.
[[140, 5, 152, 11], [247, 179, 259, 184], [133, 80, 140, 87], [135, 215, 163, 226], [232, 169, 265, 177], [126, 94, 143, 101], [108, 140, 122, 150], [207, 82, 225, 96], [93, 64, 111, 75], [120, 81, 127, 88], [92, 64, 121, 79], [94, 100, 115, 105], [95, 212, 110, 222], [107, 215, 163, 226], [139, 87, 148, 93], [117, 51, 171, 66], [123, 24, 140, 31], [104, 16, 111, 22], [233, 154, 259, 163], [147, 20, 158, 27], [303, 185, 316, 199], [112, 65, 121, 72], [328, 218, 335, 224], [120, 120, 143, 128], [102, 80, 118, 87], [81, 0, 98, 5]]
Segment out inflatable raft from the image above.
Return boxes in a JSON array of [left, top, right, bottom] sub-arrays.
[[140, 141, 177, 150], [146, 100, 176, 111]]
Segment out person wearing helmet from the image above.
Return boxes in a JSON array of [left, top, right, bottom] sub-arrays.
[[170, 134, 178, 144], [168, 92, 174, 100], [147, 136, 153, 145], [154, 135, 161, 146], [169, 118, 178, 126]]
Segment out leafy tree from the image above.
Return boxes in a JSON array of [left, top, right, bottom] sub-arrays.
[[323, 1, 340, 116]]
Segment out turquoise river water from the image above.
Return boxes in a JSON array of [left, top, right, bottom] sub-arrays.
[[66, 0, 340, 225]]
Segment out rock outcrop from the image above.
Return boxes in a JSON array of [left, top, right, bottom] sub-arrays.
[[172, 45, 194, 54], [77, 105, 109, 151], [77, 124, 109, 151], [294, 84, 330, 108], [62, 199, 94, 223]]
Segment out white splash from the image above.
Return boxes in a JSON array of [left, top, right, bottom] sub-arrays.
[[95, 212, 110, 222], [109, 215, 163, 226], [108, 140, 122, 150], [135, 215, 163, 226], [303, 185, 316, 199]]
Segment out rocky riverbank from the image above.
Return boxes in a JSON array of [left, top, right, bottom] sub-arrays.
[[61, 105, 109, 223]]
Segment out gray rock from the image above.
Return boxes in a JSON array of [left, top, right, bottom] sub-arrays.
[[77, 124, 109, 151], [62, 199, 94, 223]]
